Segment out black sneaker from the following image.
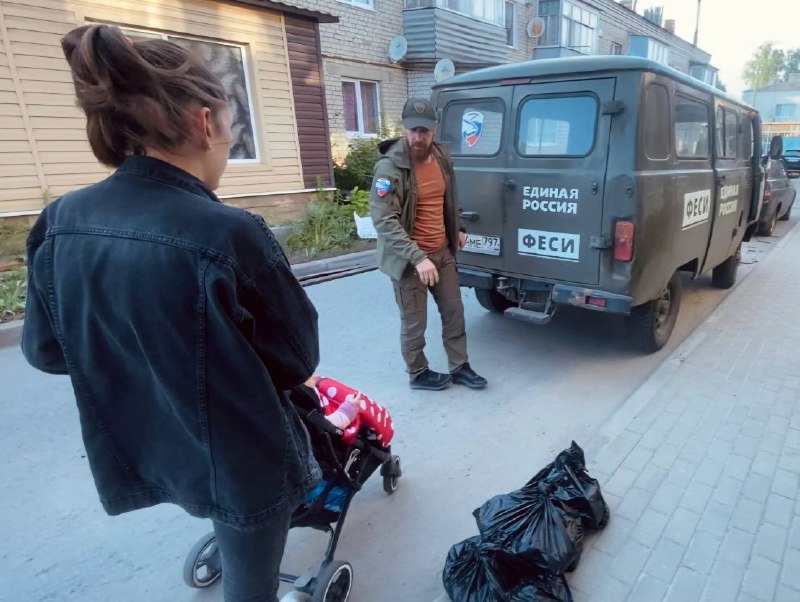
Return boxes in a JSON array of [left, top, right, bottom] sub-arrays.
[[451, 363, 487, 389], [409, 369, 452, 391]]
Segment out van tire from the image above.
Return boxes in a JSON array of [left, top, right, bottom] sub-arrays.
[[759, 209, 777, 236], [780, 203, 791, 221], [626, 273, 682, 353], [712, 247, 740, 289], [475, 287, 515, 313]]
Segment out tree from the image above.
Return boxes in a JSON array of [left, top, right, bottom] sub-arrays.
[[716, 78, 727, 93], [785, 49, 800, 79], [743, 42, 785, 91]]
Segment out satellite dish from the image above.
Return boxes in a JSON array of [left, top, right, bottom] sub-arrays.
[[434, 58, 456, 83], [388, 36, 408, 63], [527, 17, 545, 39]]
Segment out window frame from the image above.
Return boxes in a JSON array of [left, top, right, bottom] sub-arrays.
[[776, 103, 797, 120], [120, 26, 261, 165], [441, 99, 506, 158], [610, 42, 623, 55], [674, 94, 711, 161], [404, 0, 506, 27], [336, 0, 375, 10], [342, 79, 381, 138], [515, 93, 600, 158], [643, 83, 671, 161], [505, 0, 517, 47]]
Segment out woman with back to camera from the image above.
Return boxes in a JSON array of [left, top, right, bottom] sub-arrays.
[[21, 24, 320, 602]]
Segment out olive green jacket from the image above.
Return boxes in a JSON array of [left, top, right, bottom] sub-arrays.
[[369, 138, 464, 281]]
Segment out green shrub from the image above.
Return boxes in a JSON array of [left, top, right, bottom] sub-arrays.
[[333, 138, 381, 192], [348, 187, 370, 218], [286, 201, 354, 256], [0, 270, 26, 320], [0, 222, 30, 261]]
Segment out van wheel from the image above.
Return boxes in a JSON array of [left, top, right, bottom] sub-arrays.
[[759, 209, 777, 235], [712, 246, 740, 289], [475, 288, 515, 313], [626, 273, 682, 353]]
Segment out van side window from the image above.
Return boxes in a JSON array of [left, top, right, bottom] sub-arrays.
[[441, 100, 505, 156], [644, 84, 670, 160], [725, 110, 739, 158], [742, 116, 754, 159], [675, 95, 710, 159], [517, 95, 597, 157]]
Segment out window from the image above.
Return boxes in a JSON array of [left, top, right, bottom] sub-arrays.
[[342, 80, 379, 136], [441, 100, 504, 156], [336, 0, 374, 9], [675, 96, 710, 159], [561, 0, 598, 54], [122, 28, 258, 162], [505, 1, 516, 46], [644, 84, 670, 160], [715, 108, 738, 159], [404, 0, 505, 26], [725, 110, 739, 159], [611, 42, 623, 55], [742, 116, 754, 160], [629, 36, 669, 65], [776, 103, 798, 120], [517, 95, 597, 156], [537, 0, 562, 46]]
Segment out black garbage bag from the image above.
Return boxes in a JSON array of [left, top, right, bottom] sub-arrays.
[[526, 441, 610, 530], [442, 536, 512, 602], [443, 536, 574, 602], [509, 574, 573, 602], [473, 484, 583, 576]]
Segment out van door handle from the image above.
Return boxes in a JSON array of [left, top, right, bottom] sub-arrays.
[[505, 179, 517, 191], [461, 211, 479, 222], [716, 174, 727, 184]]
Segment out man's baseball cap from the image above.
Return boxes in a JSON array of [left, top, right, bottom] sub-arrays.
[[402, 97, 437, 130]]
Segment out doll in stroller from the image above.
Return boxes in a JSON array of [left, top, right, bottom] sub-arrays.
[[182, 376, 401, 602]]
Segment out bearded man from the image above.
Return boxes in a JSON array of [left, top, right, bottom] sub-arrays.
[[369, 97, 487, 391]]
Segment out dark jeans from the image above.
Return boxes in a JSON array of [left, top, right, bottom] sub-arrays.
[[392, 247, 468, 375], [212, 511, 292, 602]]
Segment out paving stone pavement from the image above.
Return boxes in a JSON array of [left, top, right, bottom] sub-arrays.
[[572, 225, 800, 602]]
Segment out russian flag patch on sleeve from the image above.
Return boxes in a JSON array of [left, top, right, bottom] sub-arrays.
[[375, 178, 391, 198]]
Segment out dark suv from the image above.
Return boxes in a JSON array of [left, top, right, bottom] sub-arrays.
[[784, 148, 800, 179]]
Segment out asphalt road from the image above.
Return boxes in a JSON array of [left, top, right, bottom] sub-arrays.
[[0, 212, 796, 602]]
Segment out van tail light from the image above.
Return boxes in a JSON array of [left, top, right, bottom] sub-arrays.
[[763, 183, 773, 204], [614, 221, 635, 262]]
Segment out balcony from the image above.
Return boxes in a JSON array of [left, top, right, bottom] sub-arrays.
[[403, 5, 511, 67]]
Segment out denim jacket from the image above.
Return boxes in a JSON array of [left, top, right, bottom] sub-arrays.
[[22, 155, 322, 529]]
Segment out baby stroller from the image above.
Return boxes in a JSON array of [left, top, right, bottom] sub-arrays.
[[182, 384, 401, 602]]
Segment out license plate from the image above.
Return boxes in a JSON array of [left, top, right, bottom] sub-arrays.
[[462, 233, 501, 256]]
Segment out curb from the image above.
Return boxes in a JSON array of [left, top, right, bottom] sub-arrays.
[[0, 319, 22, 349], [0, 249, 378, 348], [584, 221, 800, 464]]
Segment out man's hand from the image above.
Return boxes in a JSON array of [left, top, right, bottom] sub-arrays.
[[458, 231, 467, 251], [415, 258, 439, 287]]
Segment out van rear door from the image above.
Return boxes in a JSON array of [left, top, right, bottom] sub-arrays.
[[505, 78, 616, 286], [436, 89, 513, 275]]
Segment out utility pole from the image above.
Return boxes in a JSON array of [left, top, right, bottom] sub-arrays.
[[693, 0, 701, 46]]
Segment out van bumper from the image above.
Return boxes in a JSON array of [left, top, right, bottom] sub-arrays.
[[458, 268, 633, 315], [551, 285, 632, 315]]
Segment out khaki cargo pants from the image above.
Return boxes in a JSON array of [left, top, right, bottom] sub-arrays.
[[392, 247, 468, 376]]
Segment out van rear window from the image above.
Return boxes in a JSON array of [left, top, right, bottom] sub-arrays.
[[441, 100, 504, 156], [517, 95, 597, 157]]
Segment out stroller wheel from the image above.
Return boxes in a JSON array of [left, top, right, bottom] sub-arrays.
[[312, 560, 353, 602], [381, 456, 401, 494], [183, 531, 222, 588]]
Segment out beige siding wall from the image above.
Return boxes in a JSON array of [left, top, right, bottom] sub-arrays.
[[0, 0, 306, 217]]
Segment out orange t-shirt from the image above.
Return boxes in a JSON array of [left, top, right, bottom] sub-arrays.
[[411, 158, 447, 253]]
